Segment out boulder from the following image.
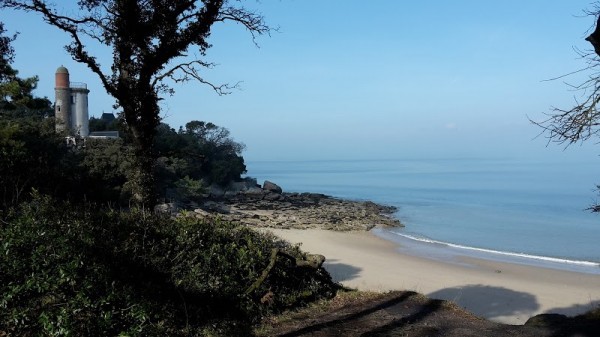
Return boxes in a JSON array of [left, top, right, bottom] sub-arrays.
[[244, 186, 264, 195], [263, 180, 283, 194], [154, 202, 180, 215], [202, 200, 230, 214], [193, 208, 211, 217]]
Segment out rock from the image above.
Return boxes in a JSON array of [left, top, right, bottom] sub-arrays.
[[301, 254, 326, 269], [224, 190, 238, 198], [263, 192, 283, 201], [244, 186, 264, 195], [190, 186, 402, 231], [207, 184, 225, 198], [263, 180, 283, 194], [194, 208, 211, 217], [525, 314, 568, 328], [202, 201, 230, 214], [154, 202, 180, 215]]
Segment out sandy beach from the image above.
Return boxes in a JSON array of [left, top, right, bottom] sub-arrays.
[[267, 228, 600, 325]]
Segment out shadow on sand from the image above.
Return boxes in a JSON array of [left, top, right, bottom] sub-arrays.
[[323, 259, 362, 282], [428, 284, 539, 321]]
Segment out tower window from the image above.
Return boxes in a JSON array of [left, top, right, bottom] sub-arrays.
[[71, 96, 75, 104]]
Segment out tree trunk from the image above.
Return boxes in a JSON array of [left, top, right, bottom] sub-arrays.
[[119, 82, 160, 208]]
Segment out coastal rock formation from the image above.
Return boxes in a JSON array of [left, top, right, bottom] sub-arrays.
[[263, 180, 283, 194], [190, 184, 402, 231]]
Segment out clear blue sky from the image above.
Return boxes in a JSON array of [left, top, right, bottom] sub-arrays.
[[1, 1, 599, 162]]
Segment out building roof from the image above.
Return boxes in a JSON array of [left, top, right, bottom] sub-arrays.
[[101, 112, 116, 121], [56, 66, 69, 74]]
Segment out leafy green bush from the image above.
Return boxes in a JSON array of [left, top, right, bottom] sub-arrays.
[[80, 138, 136, 203], [0, 117, 84, 209], [0, 195, 337, 336], [174, 176, 205, 204]]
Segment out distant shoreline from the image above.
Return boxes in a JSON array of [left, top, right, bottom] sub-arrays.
[[372, 227, 600, 275], [246, 158, 600, 264], [192, 181, 600, 274]]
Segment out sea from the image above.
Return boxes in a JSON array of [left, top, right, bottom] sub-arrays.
[[246, 157, 600, 274]]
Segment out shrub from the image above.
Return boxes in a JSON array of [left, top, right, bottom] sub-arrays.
[[0, 195, 337, 336]]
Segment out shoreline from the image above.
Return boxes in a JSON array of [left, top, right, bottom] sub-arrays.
[[267, 228, 600, 325], [372, 227, 600, 275]]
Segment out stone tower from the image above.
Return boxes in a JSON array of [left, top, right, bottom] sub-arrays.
[[54, 66, 90, 137], [54, 66, 71, 133]]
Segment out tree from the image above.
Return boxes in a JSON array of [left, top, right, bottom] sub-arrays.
[[152, 120, 246, 203], [534, 5, 600, 211], [1, 0, 269, 206], [0, 21, 67, 209], [0, 21, 15, 81], [0, 68, 52, 118], [0, 22, 51, 118], [88, 115, 121, 133], [182, 120, 246, 185]]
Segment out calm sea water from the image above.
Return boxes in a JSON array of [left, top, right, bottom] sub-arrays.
[[246, 158, 600, 271]]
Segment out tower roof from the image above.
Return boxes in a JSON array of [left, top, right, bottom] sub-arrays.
[[56, 66, 69, 74]]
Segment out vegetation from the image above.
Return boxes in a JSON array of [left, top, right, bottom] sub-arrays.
[[0, 195, 337, 336], [1, 0, 271, 206], [89, 115, 121, 133], [0, 80, 335, 335], [0, 18, 338, 336], [0, 113, 77, 208], [77, 119, 248, 206], [0, 22, 77, 209], [156, 121, 247, 188]]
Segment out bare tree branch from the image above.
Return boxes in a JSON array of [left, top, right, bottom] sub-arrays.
[[533, 4, 600, 211], [3, 0, 116, 96]]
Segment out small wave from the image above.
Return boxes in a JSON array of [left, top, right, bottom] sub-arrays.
[[389, 232, 600, 268]]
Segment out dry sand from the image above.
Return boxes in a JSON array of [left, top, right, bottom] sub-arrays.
[[267, 228, 600, 325]]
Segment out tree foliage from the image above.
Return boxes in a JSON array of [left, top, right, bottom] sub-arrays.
[[155, 120, 246, 204], [1, 0, 270, 206], [88, 115, 121, 132], [81, 138, 137, 203], [75, 120, 247, 206], [0, 23, 51, 118], [0, 21, 15, 81], [0, 24, 73, 209], [0, 25, 245, 208]]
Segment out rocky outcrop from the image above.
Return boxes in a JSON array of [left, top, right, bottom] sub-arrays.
[[190, 183, 402, 231], [263, 180, 283, 194]]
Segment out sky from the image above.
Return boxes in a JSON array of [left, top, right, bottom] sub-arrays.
[[1, 1, 600, 162]]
